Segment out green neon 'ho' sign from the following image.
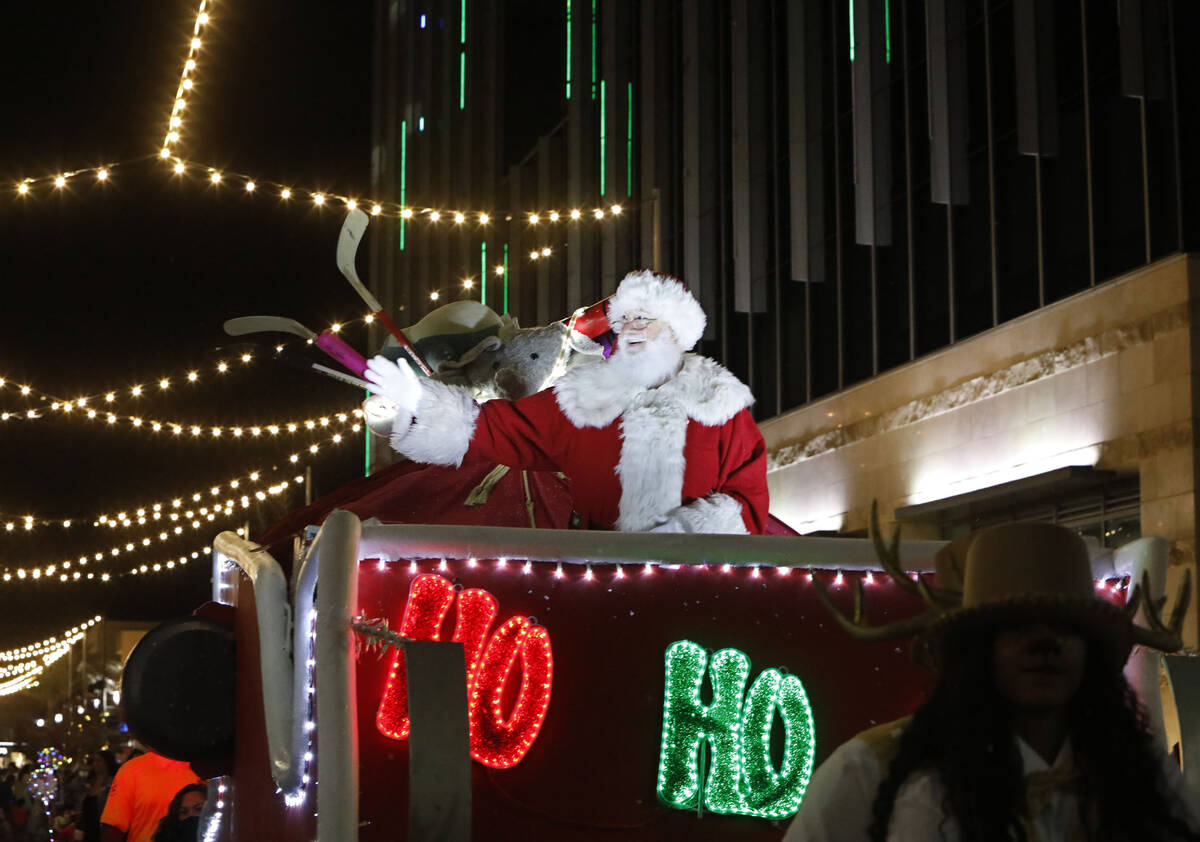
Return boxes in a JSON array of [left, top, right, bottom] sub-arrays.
[[656, 640, 816, 819]]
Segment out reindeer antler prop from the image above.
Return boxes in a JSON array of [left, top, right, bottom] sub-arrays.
[[809, 501, 963, 642], [1130, 569, 1193, 651], [811, 502, 1193, 653]]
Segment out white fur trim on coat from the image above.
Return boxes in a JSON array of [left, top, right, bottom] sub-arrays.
[[654, 493, 749, 534], [606, 270, 707, 351], [391, 380, 480, 467], [615, 401, 689, 531], [553, 353, 753, 429], [552, 352, 754, 532]]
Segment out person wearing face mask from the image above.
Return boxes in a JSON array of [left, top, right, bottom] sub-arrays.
[[149, 785, 206, 842], [363, 270, 768, 534], [785, 521, 1200, 842]]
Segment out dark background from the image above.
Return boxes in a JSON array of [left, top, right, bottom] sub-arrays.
[[0, 0, 377, 637]]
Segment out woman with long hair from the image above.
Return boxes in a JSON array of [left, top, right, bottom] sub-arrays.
[[787, 521, 1200, 842], [150, 783, 207, 842], [868, 620, 1199, 841]]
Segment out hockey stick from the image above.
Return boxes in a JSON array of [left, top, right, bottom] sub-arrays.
[[336, 210, 434, 375], [272, 344, 374, 391], [223, 315, 368, 377]]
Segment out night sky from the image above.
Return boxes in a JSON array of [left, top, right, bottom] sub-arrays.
[[0, 1, 376, 639]]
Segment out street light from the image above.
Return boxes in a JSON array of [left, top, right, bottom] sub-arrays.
[[35, 718, 44, 728]]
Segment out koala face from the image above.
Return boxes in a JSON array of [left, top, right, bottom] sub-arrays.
[[461, 324, 601, 400]]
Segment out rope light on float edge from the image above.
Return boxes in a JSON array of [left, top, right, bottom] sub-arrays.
[[371, 555, 1133, 595]]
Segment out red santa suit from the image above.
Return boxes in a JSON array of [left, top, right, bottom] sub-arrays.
[[391, 352, 768, 533]]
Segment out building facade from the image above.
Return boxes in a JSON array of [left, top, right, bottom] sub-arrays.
[[369, 0, 1200, 641]]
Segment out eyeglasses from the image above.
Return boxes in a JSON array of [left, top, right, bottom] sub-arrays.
[[619, 315, 657, 329]]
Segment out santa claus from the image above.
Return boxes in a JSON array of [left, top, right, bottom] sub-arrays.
[[364, 270, 768, 533]]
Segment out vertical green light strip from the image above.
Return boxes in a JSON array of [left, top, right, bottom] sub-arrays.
[[599, 80, 606, 196], [566, 0, 572, 99], [503, 243, 509, 314], [884, 0, 891, 62], [400, 120, 407, 250], [480, 241, 487, 305], [626, 82, 633, 197], [591, 0, 597, 99], [460, 0, 467, 109], [849, 0, 855, 61], [364, 394, 371, 477]]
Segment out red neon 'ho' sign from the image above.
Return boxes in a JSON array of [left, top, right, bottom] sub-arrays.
[[375, 573, 554, 768]]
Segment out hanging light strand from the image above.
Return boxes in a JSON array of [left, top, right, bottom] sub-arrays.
[[0, 330, 374, 410], [0, 617, 100, 696], [0, 397, 362, 445], [167, 158, 628, 227], [8, 160, 144, 200], [160, 0, 212, 159], [0, 423, 359, 535]]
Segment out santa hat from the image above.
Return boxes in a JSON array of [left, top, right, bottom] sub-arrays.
[[606, 270, 707, 351]]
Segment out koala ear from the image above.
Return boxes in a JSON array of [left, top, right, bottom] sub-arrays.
[[567, 330, 605, 355], [498, 314, 520, 340], [438, 335, 503, 374]]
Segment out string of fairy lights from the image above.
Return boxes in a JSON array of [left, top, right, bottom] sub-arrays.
[[0, 327, 377, 406], [0, 399, 362, 444], [1, 493, 259, 582], [160, 0, 210, 158], [377, 556, 1135, 599], [0, 421, 360, 533], [2, 542, 211, 586], [4, 463, 307, 531], [0, 0, 629, 677], [0, 422, 362, 582], [165, 157, 630, 225], [12, 161, 144, 198], [0, 617, 100, 697], [10, 155, 632, 232]]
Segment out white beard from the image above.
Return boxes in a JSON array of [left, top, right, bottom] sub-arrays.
[[608, 333, 684, 389]]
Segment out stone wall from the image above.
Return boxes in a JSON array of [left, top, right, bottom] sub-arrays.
[[760, 253, 1198, 646]]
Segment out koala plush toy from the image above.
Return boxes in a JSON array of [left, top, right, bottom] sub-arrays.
[[438, 316, 603, 401], [364, 303, 604, 436]]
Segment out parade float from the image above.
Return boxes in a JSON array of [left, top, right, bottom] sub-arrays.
[[119, 213, 1198, 842]]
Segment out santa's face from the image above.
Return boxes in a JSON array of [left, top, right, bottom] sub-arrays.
[[616, 313, 673, 353], [612, 313, 683, 388]]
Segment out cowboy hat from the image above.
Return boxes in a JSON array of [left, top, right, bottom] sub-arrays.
[[918, 522, 1133, 668], [810, 503, 1190, 669]]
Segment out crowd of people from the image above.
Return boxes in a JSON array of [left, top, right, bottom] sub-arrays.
[[0, 745, 204, 842]]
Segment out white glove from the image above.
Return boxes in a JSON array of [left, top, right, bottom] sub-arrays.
[[648, 516, 688, 534], [363, 393, 403, 436], [364, 355, 422, 415]]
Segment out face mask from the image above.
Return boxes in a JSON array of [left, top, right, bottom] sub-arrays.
[[174, 816, 201, 841]]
